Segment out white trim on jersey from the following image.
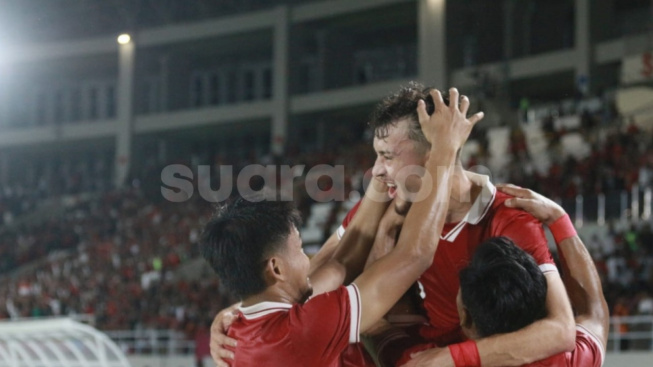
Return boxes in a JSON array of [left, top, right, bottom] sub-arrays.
[[576, 324, 605, 366], [539, 263, 559, 274], [440, 175, 496, 242], [239, 302, 292, 320], [337, 224, 346, 240], [346, 284, 361, 344]]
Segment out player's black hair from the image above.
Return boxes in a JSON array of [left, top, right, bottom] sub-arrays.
[[459, 237, 548, 338], [199, 195, 302, 299]]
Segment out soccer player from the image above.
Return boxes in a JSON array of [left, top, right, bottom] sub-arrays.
[[200, 90, 482, 366], [402, 185, 608, 367], [211, 84, 575, 366]]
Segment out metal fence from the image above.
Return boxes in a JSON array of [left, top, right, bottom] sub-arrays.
[[609, 315, 653, 352], [560, 185, 653, 227], [104, 329, 195, 356]]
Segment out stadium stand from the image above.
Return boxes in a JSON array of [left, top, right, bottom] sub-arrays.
[[1, 0, 653, 365]]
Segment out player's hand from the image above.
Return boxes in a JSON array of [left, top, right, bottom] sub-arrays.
[[496, 184, 567, 226], [416, 88, 484, 153], [401, 347, 454, 367], [210, 304, 240, 366]]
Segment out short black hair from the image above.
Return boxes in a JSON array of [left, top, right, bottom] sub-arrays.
[[368, 81, 449, 152], [199, 196, 302, 299], [459, 237, 548, 338]]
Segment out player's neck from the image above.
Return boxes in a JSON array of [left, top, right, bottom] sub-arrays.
[[241, 287, 298, 307], [446, 167, 476, 223]]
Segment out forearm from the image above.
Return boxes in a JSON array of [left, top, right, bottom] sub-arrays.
[[395, 149, 455, 257], [476, 318, 574, 366], [556, 236, 607, 321], [329, 189, 388, 284], [308, 231, 339, 273], [475, 273, 575, 366], [552, 219, 609, 347], [545, 211, 608, 345]]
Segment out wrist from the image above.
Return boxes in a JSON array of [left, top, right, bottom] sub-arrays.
[[543, 208, 566, 226], [427, 149, 457, 167], [448, 340, 481, 367], [548, 214, 577, 244]]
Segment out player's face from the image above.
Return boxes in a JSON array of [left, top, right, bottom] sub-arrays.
[[284, 226, 313, 303], [372, 118, 428, 203], [456, 289, 474, 339]]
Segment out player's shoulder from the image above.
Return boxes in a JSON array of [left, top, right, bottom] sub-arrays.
[[341, 200, 363, 229], [300, 285, 351, 310], [489, 190, 539, 223], [572, 324, 605, 366]]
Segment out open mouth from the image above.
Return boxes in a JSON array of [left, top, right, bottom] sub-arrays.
[[387, 183, 397, 198]]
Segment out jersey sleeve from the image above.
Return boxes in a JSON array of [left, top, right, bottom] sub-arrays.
[[493, 209, 556, 271], [568, 325, 604, 367], [288, 285, 362, 360], [337, 200, 362, 239]]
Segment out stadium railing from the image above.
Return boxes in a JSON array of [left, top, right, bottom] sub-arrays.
[[103, 329, 195, 356], [609, 315, 653, 352]]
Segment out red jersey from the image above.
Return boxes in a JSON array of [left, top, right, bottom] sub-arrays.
[[523, 325, 604, 366], [227, 285, 373, 367], [338, 177, 555, 345]]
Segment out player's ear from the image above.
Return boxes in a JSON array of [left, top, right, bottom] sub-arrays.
[[264, 256, 286, 283], [460, 306, 474, 330]]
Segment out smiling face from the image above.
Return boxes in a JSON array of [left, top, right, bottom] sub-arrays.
[[372, 118, 429, 203]]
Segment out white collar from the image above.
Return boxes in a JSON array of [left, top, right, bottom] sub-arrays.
[[440, 175, 496, 242], [238, 301, 292, 320]]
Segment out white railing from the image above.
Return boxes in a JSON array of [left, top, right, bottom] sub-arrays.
[[104, 329, 195, 356], [558, 185, 653, 227], [609, 315, 653, 352]]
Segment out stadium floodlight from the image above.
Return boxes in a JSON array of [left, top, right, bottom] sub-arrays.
[[117, 34, 131, 45]]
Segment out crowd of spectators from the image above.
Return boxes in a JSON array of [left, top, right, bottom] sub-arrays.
[[0, 188, 230, 343], [0, 99, 652, 353]]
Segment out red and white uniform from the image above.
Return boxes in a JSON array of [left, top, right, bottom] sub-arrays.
[[338, 176, 556, 346], [226, 284, 373, 367], [523, 324, 604, 366]]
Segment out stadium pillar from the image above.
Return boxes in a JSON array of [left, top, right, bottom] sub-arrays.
[[115, 37, 135, 187], [418, 0, 447, 88], [0, 153, 7, 186], [575, 0, 592, 96], [0, 64, 8, 130], [271, 6, 289, 157]]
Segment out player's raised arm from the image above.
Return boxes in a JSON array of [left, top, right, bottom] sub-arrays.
[[308, 178, 390, 295], [498, 184, 609, 347], [354, 88, 483, 333]]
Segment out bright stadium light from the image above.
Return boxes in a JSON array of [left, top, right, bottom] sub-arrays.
[[117, 34, 131, 45]]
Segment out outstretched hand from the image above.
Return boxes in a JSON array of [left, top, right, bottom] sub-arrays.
[[496, 184, 567, 226], [416, 88, 484, 152]]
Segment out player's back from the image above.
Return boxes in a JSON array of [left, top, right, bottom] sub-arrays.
[[226, 285, 367, 367]]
